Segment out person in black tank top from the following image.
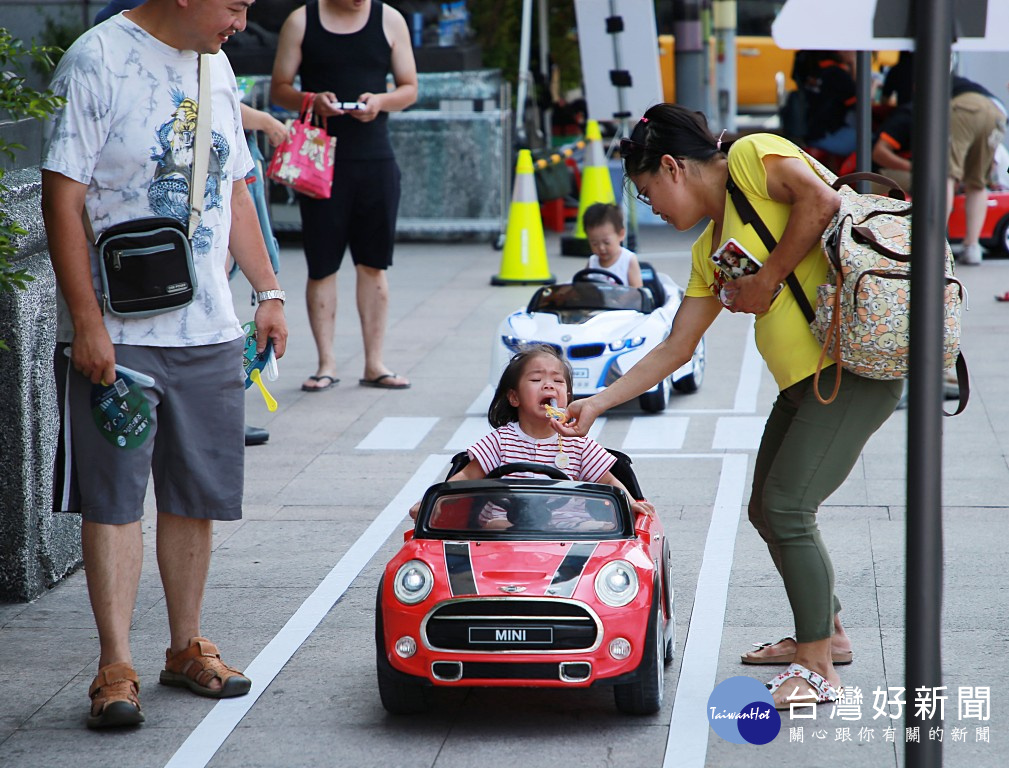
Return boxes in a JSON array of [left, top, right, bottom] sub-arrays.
[[271, 0, 418, 391]]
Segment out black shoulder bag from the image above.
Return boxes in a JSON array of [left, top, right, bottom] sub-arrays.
[[86, 54, 211, 318]]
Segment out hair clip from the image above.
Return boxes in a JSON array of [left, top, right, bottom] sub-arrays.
[[640, 117, 649, 123], [716, 129, 727, 151]]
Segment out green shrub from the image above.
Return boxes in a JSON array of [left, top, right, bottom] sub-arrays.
[[0, 28, 65, 350]]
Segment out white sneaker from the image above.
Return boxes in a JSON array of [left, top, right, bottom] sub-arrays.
[[960, 243, 983, 265]]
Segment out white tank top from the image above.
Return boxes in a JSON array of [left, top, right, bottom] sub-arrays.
[[588, 248, 635, 285]]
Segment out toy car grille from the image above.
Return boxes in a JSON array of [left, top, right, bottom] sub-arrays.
[[567, 343, 605, 359], [424, 599, 598, 652]]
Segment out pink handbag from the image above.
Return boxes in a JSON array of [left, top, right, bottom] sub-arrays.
[[266, 92, 336, 199]]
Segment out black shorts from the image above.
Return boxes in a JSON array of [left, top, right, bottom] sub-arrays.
[[299, 157, 401, 279]]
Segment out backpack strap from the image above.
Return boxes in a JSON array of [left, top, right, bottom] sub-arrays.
[[726, 169, 842, 405], [944, 351, 970, 417], [725, 173, 816, 324]]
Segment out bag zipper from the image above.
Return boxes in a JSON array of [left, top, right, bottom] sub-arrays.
[[110, 242, 176, 271]]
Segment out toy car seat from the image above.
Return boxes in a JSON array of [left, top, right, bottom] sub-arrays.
[[638, 262, 667, 308], [444, 449, 645, 502]]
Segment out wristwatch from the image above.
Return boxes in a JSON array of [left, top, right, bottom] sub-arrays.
[[255, 289, 286, 305]]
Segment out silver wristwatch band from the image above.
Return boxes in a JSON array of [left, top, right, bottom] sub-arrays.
[[255, 289, 286, 305]]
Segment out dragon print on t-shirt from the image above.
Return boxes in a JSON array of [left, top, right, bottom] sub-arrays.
[[148, 88, 230, 256]]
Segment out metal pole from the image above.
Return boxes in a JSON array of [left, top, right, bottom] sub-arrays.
[[907, 0, 951, 765], [672, 0, 706, 111], [855, 50, 872, 190], [516, 0, 534, 146], [713, 0, 737, 132], [537, 0, 552, 146], [607, 0, 637, 250]]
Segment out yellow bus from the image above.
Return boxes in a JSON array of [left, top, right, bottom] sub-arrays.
[[657, 1, 897, 112]]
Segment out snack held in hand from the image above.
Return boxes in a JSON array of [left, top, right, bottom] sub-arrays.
[[543, 399, 567, 421]]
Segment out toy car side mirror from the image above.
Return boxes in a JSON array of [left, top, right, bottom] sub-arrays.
[[403, 529, 414, 542]]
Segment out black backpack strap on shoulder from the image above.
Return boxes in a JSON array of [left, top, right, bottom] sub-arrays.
[[725, 172, 815, 324]]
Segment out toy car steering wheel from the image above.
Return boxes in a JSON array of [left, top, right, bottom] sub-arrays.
[[486, 462, 570, 480], [572, 268, 624, 286]]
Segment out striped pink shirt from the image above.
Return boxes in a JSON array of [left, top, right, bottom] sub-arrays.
[[468, 422, 616, 482]]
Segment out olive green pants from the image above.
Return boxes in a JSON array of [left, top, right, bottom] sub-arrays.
[[748, 368, 902, 642]]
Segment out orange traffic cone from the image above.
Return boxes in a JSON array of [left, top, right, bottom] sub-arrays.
[[492, 149, 555, 285], [561, 120, 616, 256]]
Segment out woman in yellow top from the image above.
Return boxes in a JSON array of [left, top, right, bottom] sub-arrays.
[[553, 104, 902, 708]]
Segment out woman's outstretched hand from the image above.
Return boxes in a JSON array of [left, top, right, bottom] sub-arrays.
[[550, 397, 600, 438]]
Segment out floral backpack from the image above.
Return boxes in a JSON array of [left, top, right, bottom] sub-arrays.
[[727, 152, 968, 414]]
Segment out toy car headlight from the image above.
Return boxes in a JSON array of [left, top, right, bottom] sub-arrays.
[[393, 560, 434, 605], [594, 560, 639, 607], [608, 337, 646, 352]]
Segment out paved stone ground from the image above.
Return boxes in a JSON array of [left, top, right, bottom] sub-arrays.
[[1, 223, 1006, 768]]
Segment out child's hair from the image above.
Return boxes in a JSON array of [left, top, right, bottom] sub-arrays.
[[622, 103, 723, 177], [488, 344, 573, 428], [582, 202, 624, 233]]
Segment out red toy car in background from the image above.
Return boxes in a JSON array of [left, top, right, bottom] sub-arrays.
[[946, 188, 1009, 256], [375, 454, 674, 716]]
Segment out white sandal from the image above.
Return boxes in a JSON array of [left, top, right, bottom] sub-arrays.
[[766, 663, 841, 710]]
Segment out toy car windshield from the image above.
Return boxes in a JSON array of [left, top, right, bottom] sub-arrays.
[[422, 487, 630, 539], [529, 283, 646, 313]]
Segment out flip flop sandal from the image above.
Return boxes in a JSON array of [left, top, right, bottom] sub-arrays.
[[359, 373, 411, 389], [766, 663, 842, 710], [301, 374, 339, 392], [996, 292, 1009, 302], [159, 637, 251, 699], [87, 662, 144, 729], [741, 635, 854, 665]]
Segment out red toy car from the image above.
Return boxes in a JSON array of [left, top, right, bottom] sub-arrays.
[[375, 453, 674, 715], [946, 188, 1009, 256]]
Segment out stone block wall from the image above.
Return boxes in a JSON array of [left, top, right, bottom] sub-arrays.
[[0, 167, 81, 602]]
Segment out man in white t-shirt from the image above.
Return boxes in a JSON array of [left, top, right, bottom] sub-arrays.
[[41, 0, 287, 729]]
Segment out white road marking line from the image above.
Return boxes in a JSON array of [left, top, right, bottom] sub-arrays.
[[586, 417, 606, 441], [712, 416, 767, 451], [622, 416, 688, 450], [466, 384, 494, 415], [356, 417, 439, 450], [663, 453, 749, 768], [445, 416, 491, 451], [163, 454, 450, 768], [732, 318, 761, 414]]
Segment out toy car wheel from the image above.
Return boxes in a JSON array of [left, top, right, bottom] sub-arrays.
[[996, 215, 1009, 256], [662, 539, 676, 666], [638, 377, 669, 413], [613, 593, 665, 715], [672, 337, 706, 394], [375, 580, 429, 715]]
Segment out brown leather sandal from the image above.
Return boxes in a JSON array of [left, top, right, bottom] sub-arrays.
[[159, 637, 251, 699], [87, 662, 144, 729]]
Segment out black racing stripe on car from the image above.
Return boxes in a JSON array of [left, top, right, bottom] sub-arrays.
[[444, 541, 477, 596], [545, 542, 597, 597]]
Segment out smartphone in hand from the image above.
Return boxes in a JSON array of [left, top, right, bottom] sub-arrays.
[[710, 238, 780, 307], [339, 102, 367, 111], [711, 238, 763, 278]]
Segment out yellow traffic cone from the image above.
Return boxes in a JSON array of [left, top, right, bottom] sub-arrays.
[[561, 120, 616, 256], [492, 149, 555, 286]]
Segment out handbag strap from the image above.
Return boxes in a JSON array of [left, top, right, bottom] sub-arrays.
[[725, 171, 815, 324], [83, 53, 212, 243]]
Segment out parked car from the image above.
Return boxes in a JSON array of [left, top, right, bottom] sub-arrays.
[[375, 454, 675, 715], [947, 188, 1009, 256], [490, 264, 705, 413]]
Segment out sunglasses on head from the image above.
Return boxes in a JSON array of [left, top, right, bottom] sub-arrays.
[[618, 137, 644, 156]]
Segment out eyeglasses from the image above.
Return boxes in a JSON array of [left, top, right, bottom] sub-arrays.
[[635, 190, 651, 206]]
